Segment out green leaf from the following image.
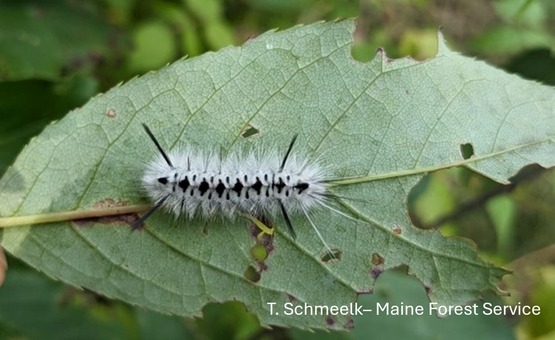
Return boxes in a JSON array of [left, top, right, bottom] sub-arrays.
[[127, 20, 177, 74], [290, 271, 514, 340], [0, 269, 128, 339], [0, 265, 193, 339], [0, 76, 98, 176], [1, 20, 554, 330], [0, 2, 120, 81]]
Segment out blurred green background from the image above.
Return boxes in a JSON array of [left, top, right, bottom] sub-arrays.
[[1, 0, 555, 339]]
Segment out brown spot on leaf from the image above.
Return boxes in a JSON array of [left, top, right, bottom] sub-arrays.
[[73, 199, 136, 226], [106, 108, 117, 118], [73, 214, 137, 226], [93, 199, 132, 209], [370, 268, 382, 279], [257, 261, 268, 272], [344, 317, 355, 330], [321, 248, 342, 263], [248, 217, 275, 275], [248, 215, 275, 254], [371, 253, 384, 266]]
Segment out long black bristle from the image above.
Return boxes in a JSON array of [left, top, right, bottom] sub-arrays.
[[279, 200, 297, 239], [131, 195, 169, 230], [279, 134, 298, 171], [142, 123, 173, 167]]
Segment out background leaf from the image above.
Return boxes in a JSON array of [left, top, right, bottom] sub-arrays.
[[0, 0, 126, 176], [1, 20, 554, 330], [0, 1, 120, 82], [0, 269, 128, 339], [0, 265, 193, 339]]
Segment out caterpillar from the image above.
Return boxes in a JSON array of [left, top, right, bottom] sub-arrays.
[[132, 124, 346, 252]]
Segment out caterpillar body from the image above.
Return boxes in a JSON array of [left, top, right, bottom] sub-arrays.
[[133, 124, 337, 250]]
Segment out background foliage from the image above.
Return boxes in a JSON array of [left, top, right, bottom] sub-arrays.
[[1, 0, 554, 339]]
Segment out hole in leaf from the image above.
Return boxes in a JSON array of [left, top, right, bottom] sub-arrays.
[[244, 265, 260, 283], [370, 268, 382, 279], [242, 126, 259, 138], [59, 287, 113, 307], [371, 253, 384, 266], [460, 143, 474, 160], [321, 248, 342, 263], [247, 215, 274, 253], [250, 244, 268, 261]]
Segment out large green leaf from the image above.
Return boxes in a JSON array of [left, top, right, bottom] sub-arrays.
[[1, 20, 554, 330], [0, 267, 193, 339], [0, 2, 120, 81]]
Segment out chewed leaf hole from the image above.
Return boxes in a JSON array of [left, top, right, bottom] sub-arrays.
[[242, 126, 259, 138], [321, 248, 342, 263], [250, 244, 268, 261], [244, 265, 261, 283], [460, 142, 474, 160], [371, 253, 384, 266]]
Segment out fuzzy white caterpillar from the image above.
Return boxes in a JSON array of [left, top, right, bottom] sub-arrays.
[[133, 124, 339, 251]]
